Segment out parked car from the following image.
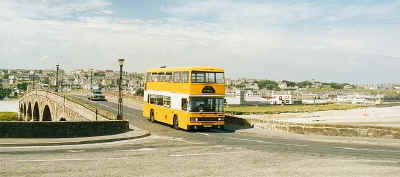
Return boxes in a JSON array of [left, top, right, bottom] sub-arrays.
[[88, 89, 106, 101]]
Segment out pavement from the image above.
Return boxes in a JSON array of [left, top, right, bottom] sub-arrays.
[[239, 106, 400, 127], [0, 126, 150, 147]]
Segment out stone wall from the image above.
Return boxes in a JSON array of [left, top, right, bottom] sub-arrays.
[[19, 90, 111, 121], [226, 116, 400, 139], [0, 121, 130, 138]]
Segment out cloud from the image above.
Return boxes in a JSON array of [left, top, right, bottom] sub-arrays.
[[0, 0, 111, 20], [163, 0, 400, 25], [0, 0, 399, 83]]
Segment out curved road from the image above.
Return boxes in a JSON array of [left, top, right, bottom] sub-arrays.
[[1, 96, 400, 177]]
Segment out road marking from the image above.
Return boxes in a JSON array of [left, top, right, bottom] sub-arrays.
[[334, 147, 400, 153], [228, 137, 309, 147], [168, 137, 202, 145], [228, 137, 276, 144], [282, 144, 309, 147], [168, 152, 241, 157], [198, 133, 210, 136], [17, 159, 94, 162], [16, 157, 129, 162], [67, 149, 85, 153], [120, 148, 156, 152]]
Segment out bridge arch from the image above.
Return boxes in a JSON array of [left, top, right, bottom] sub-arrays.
[[23, 103, 26, 120], [42, 105, 52, 121], [27, 102, 32, 121], [19, 104, 23, 121], [33, 102, 40, 121]]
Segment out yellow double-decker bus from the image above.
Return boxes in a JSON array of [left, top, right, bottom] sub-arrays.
[[143, 66, 225, 131]]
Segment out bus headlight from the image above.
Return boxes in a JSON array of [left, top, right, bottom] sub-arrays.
[[218, 118, 224, 121], [190, 117, 198, 122]]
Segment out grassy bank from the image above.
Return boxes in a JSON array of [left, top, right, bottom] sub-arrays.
[[226, 104, 363, 115], [0, 112, 19, 121]]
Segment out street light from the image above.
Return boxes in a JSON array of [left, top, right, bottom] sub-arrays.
[[117, 58, 125, 120], [56, 64, 60, 92], [90, 68, 93, 92]]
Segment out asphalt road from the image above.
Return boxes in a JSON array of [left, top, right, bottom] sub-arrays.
[[1, 96, 400, 177]]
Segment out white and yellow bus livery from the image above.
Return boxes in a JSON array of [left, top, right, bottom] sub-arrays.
[[143, 66, 225, 131]]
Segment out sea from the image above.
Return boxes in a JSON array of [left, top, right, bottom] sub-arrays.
[[0, 100, 18, 112]]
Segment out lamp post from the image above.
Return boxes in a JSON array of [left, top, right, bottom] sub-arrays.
[[117, 58, 125, 120], [56, 64, 60, 92], [90, 69, 93, 92]]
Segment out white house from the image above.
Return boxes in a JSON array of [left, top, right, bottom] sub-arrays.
[[269, 94, 292, 105]]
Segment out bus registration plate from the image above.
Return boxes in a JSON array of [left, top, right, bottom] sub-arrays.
[[203, 125, 212, 128]]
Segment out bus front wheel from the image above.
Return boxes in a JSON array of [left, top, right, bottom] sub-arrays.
[[173, 115, 179, 130], [150, 110, 155, 123]]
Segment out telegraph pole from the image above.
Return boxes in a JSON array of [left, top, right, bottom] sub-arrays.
[[56, 64, 60, 92]]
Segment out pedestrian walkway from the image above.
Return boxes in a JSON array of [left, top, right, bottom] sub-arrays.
[[0, 126, 150, 147]]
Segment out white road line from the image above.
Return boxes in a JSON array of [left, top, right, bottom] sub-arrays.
[[334, 147, 400, 153], [228, 137, 276, 144], [17, 159, 94, 162], [198, 133, 210, 136], [120, 148, 156, 152], [228, 137, 309, 147], [168, 152, 241, 157], [283, 144, 309, 147], [16, 157, 129, 163], [168, 137, 203, 145]]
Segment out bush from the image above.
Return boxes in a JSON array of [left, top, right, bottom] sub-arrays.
[[0, 112, 19, 121]]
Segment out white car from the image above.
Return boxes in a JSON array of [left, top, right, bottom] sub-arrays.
[[88, 89, 106, 101]]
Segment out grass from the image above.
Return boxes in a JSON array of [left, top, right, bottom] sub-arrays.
[[225, 104, 363, 115], [0, 112, 19, 121]]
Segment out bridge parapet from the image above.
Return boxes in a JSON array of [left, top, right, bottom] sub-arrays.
[[19, 90, 114, 122]]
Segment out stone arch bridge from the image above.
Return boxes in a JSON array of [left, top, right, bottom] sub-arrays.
[[19, 90, 111, 122]]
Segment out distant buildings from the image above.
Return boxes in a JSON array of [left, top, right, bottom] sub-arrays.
[[225, 77, 389, 105]]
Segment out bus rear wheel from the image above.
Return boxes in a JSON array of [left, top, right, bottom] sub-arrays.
[[173, 115, 179, 130], [150, 110, 155, 123]]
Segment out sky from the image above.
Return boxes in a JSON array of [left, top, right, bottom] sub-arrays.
[[1, 0, 399, 83]]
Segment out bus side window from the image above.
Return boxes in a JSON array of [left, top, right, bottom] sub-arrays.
[[165, 72, 172, 82], [156, 95, 163, 106], [149, 94, 156, 104], [182, 98, 188, 111], [173, 72, 181, 83], [163, 96, 171, 108], [158, 72, 165, 82], [182, 72, 189, 83], [151, 73, 158, 82]]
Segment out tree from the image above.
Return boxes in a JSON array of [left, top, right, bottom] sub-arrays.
[[135, 88, 144, 96], [282, 80, 296, 87], [296, 81, 313, 88], [17, 82, 29, 91], [256, 80, 279, 90], [0, 88, 11, 99], [42, 77, 50, 85]]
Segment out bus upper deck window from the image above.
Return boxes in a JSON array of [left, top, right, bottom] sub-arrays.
[[165, 72, 172, 82], [173, 72, 181, 82], [216, 73, 225, 83], [182, 72, 189, 83]]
